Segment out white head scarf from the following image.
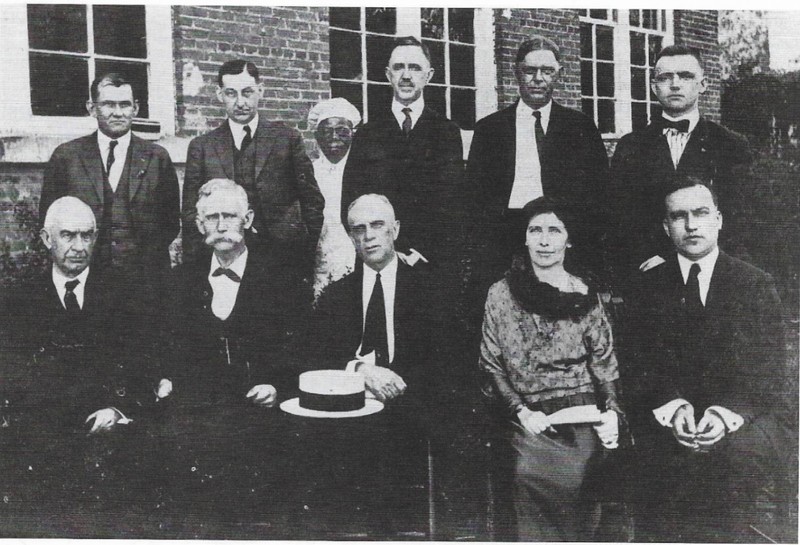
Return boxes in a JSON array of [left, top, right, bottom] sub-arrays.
[[307, 97, 362, 131]]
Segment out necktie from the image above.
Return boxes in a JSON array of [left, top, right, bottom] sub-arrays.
[[64, 279, 81, 313], [402, 108, 413, 137], [361, 273, 389, 366], [212, 267, 242, 283], [532, 110, 545, 154], [684, 263, 703, 313], [106, 140, 118, 174], [656, 118, 690, 133], [241, 125, 252, 151]]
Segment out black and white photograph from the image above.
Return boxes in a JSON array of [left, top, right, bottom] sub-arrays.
[[0, 4, 798, 542]]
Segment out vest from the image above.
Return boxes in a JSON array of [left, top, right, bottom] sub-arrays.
[[97, 145, 137, 268], [233, 129, 256, 188]]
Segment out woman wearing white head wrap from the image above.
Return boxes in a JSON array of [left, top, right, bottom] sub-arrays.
[[307, 98, 362, 297]]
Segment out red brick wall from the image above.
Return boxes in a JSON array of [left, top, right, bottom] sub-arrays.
[[673, 10, 722, 123], [172, 5, 331, 137]]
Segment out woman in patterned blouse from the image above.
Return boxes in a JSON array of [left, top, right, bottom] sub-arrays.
[[479, 196, 624, 541]]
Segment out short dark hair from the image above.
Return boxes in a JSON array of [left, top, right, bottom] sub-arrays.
[[388, 36, 432, 65], [218, 60, 259, 86], [515, 35, 561, 64], [661, 175, 720, 217], [90, 73, 134, 102], [521, 196, 576, 238], [655, 44, 703, 71]]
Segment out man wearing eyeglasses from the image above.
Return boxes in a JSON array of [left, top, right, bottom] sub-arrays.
[[41, 72, 180, 275], [467, 35, 610, 292], [609, 45, 752, 286], [182, 59, 324, 279]]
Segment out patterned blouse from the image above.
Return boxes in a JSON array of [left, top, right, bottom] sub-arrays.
[[479, 278, 619, 409]]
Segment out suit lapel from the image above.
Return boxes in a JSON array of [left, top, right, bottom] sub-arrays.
[[677, 117, 708, 173], [254, 117, 274, 182], [498, 104, 518, 203], [78, 133, 106, 203], [127, 136, 152, 202], [704, 251, 729, 312], [211, 124, 236, 180]]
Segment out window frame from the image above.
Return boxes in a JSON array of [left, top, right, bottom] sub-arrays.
[[0, 4, 174, 138]]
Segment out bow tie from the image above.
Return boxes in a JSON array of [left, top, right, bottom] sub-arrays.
[[212, 267, 241, 282], [655, 117, 691, 133]]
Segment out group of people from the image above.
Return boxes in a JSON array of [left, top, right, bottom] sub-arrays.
[[0, 32, 793, 542]]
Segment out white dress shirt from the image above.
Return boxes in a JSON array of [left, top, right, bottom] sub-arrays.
[[358, 256, 398, 364], [392, 97, 424, 132], [97, 130, 131, 192], [676, 246, 719, 306], [208, 248, 248, 320], [53, 265, 90, 310], [508, 100, 553, 209], [661, 109, 699, 168], [228, 114, 259, 150]]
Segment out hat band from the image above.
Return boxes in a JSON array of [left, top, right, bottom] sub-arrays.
[[299, 391, 364, 412]]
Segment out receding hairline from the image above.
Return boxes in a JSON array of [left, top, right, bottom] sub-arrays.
[[196, 179, 250, 216], [346, 194, 397, 225], [43, 197, 97, 232]]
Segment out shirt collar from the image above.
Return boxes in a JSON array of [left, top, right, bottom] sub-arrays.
[[676, 246, 719, 282], [52, 264, 90, 289], [392, 97, 424, 119], [97, 129, 131, 150], [314, 151, 350, 172], [662, 108, 700, 133], [516, 99, 553, 131], [228, 113, 259, 137], [209, 247, 249, 278], [362, 253, 398, 282]]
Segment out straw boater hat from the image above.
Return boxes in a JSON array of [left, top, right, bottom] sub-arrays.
[[280, 369, 383, 418]]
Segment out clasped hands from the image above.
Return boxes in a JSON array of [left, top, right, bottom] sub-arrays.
[[353, 361, 406, 402], [671, 404, 726, 452]]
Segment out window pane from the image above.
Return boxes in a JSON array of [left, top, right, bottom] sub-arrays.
[[661, 10, 667, 31], [423, 39, 445, 85], [95, 59, 149, 118], [596, 26, 614, 61], [580, 24, 592, 59], [630, 32, 646, 66], [581, 98, 595, 121], [589, 9, 607, 20], [425, 85, 446, 116], [449, 8, 474, 44], [449, 44, 474, 87], [366, 34, 395, 81], [598, 99, 615, 133], [632, 102, 648, 131], [27, 4, 87, 53], [578, 9, 589, 17], [451, 87, 475, 129], [580, 60, 594, 96], [366, 83, 393, 118], [631, 67, 647, 100], [597, 62, 614, 98], [643, 10, 656, 30], [94, 5, 146, 58], [365, 8, 395, 35], [421, 8, 444, 40], [29, 53, 89, 116], [649, 35, 663, 67], [330, 29, 362, 80], [629, 9, 640, 27], [329, 7, 360, 30], [331, 81, 364, 118]]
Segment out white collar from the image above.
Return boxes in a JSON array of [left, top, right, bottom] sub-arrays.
[[662, 108, 700, 133], [516, 99, 553, 131], [363, 253, 398, 281], [52, 264, 90, 289], [209, 247, 249, 278], [676, 246, 719, 282], [228, 113, 259, 136], [392, 97, 424, 118], [314, 151, 350, 172], [97, 129, 131, 150]]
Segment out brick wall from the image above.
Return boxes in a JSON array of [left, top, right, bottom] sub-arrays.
[[674, 10, 722, 122], [493, 8, 582, 111], [172, 5, 331, 138]]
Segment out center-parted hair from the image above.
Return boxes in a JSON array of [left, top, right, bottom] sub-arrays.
[[515, 35, 561, 64], [389, 36, 432, 66], [217, 60, 260, 86]]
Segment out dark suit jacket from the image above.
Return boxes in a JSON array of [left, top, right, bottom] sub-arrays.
[[167, 245, 310, 408], [41, 132, 180, 271], [341, 107, 464, 266], [466, 100, 609, 281], [182, 116, 324, 268], [609, 117, 752, 277], [624, 251, 789, 439]]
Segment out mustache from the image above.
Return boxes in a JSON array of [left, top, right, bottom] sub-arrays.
[[206, 233, 244, 245]]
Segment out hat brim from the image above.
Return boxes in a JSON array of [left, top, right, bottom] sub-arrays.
[[280, 397, 384, 419]]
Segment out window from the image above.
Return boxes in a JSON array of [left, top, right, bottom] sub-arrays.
[[579, 9, 672, 136], [0, 4, 174, 137], [328, 7, 492, 130]]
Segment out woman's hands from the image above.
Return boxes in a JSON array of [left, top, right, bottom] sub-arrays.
[[593, 410, 619, 448], [518, 407, 554, 435]]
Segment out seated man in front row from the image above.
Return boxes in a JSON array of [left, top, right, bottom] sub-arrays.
[[308, 194, 440, 535], [624, 177, 794, 542], [164, 178, 309, 529], [1, 196, 160, 527]]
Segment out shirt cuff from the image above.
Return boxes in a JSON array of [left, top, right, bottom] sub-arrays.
[[110, 407, 133, 425], [346, 351, 376, 372], [653, 398, 691, 427], [705, 406, 744, 433]]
